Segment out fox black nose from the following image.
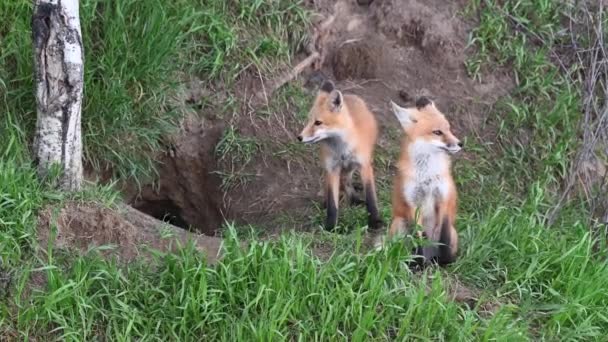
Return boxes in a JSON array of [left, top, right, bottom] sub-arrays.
[[297, 135, 303, 142], [457, 142, 464, 148]]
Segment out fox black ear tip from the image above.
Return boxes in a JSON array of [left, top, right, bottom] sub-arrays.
[[415, 96, 433, 109], [320, 80, 335, 93]]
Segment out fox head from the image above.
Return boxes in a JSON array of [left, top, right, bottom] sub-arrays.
[[297, 80, 350, 144], [390, 98, 462, 154]]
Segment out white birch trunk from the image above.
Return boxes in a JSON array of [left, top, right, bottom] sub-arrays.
[[32, 0, 84, 191]]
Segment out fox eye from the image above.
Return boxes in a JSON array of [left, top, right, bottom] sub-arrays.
[[314, 120, 323, 126], [433, 130, 443, 136]]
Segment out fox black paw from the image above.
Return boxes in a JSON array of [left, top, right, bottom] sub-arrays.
[[350, 196, 365, 206], [368, 218, 385, 231]]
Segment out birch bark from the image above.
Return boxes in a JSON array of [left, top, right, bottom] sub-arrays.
[[32, 0, 84, 191]]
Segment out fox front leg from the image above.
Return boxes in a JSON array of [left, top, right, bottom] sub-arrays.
[[325, 169, 341, 231]]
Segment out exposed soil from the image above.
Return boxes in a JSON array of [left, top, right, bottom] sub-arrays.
[[332, 40, 380, 81], [126, 0, 511, 233], [129, 117, 227, 236], [71, 0, 514, 263]]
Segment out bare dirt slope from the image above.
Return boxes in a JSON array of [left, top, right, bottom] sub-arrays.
[[55, 0, 513, 256], [182, 0, 510, 232], [126, 0, 512, 236], [323, 0, 512, 127]]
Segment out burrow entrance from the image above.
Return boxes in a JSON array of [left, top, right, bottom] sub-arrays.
[[127, 123, 227, 236], [133, 199, 189, 230]]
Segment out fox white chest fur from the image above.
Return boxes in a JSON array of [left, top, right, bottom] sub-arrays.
[[386, 98, 461, 264], [402, 141, 451, 226]]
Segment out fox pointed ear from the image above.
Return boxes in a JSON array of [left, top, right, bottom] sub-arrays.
[[390, 101, 417, 126], [320, 80, 335, 93], [415, 96, 435, 109], [328, 90, 343, 112]]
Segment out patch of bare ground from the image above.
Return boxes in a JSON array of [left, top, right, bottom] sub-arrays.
[[117, 0, 514, 239], [433, 275, 502, 316]]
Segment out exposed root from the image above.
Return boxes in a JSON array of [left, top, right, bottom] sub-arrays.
[[255, 15, 335, 102]]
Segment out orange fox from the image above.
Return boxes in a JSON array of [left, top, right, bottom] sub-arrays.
[[297, 80, 383, 231], [388, 97, 462, 265]]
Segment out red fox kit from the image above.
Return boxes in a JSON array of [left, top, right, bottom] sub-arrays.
[[388, 97, 462, 265], [297, 80, 383, 231]]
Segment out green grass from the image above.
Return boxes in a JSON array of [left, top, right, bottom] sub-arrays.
[[8, 228, 528, 340], [215, 126, 260, 166], [213, 126, 261, 190], [0, 0, 308, 184], [454, 0, 608, 339], [2, 0, 608, 339]]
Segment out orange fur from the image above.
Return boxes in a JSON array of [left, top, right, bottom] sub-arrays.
[[388, 99, 461, 264], [298, 81, 382, 231]]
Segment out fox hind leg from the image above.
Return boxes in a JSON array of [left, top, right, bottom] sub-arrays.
[[342, 168, 364, 206], [437, 218, 458, 265], [361, 164, 384, 230]]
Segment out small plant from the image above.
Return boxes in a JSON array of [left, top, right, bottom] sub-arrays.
[[214, 126, 261, 190], [215, 126, 260, 166], [212, 170, 258, 192]]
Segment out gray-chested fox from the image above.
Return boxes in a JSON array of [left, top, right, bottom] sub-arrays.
[[298, 80, 383, 231]]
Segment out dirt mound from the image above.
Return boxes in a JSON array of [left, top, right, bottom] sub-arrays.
[[311, 0, 512, 137], [38, 202, 224, 263], [372, 0, 469, 67], [332, 40, 380, 80]]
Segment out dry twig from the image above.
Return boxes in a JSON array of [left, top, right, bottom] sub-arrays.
[[254, 15, 335, 102], [548, 1, 608, 229]]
